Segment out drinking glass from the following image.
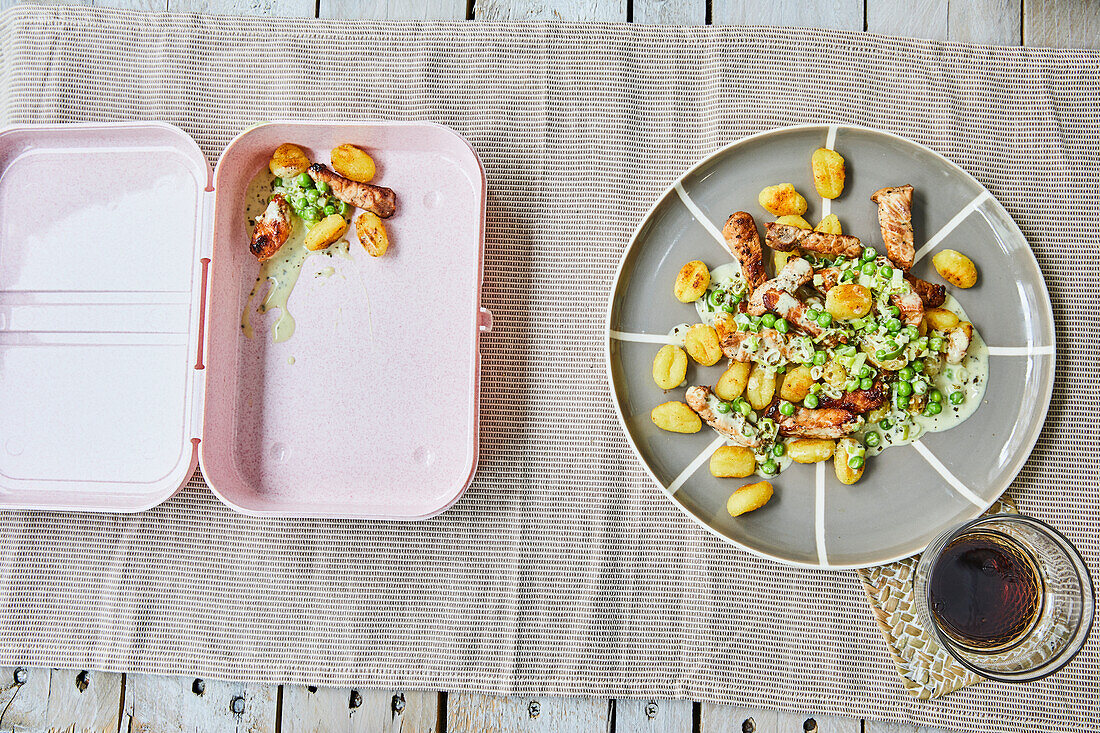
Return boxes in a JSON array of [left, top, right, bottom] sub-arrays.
[[913, 514, 1094, 682]]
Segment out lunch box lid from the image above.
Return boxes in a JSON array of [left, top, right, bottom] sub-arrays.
[[0, 120, 489, 516]]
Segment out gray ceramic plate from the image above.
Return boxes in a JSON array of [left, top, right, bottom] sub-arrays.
[[605, 124, 1055, 568]]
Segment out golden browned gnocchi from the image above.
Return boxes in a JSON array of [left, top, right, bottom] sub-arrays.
[[330, 143, 377, 183], [924, 306, 960, 331], [684, 324, 723, 366], [726, 480, 774, 517], [674, 260, 710, 303], [355, 212, 389, 257], [269, 143, 311, 179], [775, 214, 813, 230], [810, 147, 846, 199], [788, 438, 835, 464], [932, 249, 978, 288], [834, 437, 865, 485], [715, 361, 751, 401], [814, 214, 842, 234], [758, 183, 808, 216], [709, 446, 756, 478], [778, 364, 813, 402], [651, 401, 702, 433], [652, 345, 688, 390], [825, 283, 873, 320], [746, 363, 776, 410], [304, 214, 348, 251]]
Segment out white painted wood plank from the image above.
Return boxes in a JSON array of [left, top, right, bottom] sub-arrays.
[[121, 674, 277, 733], [447, 694, 610, 732], [0, 0, 166, 10], [865, 720, 952, 733], [474, 0, 626, 21], [44, 669, 123, 733], [614, 699, 692, 732], [634, 0, 703, 24], [777, 711, 862, 732], [866, 0, 948, 41], [166, 0, 315, 17], [0, 667, 50, 733], [319, 0, 466, 20], [948, 0, 1021, 44], [699, 704, 776, 732], [1024, 0, 1100, 49], [281, 686, 440, 733], [711, 0, 863, 31]]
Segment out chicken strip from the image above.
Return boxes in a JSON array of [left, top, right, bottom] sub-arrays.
[[766, 223, 864, 259], [747, 256, 813, 316], [714, 314, 809, 363], [764, 403, 862, 439], [904, 273, 946, 308], [945, 322, 973, 364], [249, 195, 292, 261], [760, 289, 838, 342], [815, 381, 889, 414], [814, 266, 842, 292], [722, 212, 768, 291], [307, 164, 397, 218], [892, 289, 924, 327], [685, 386, 765, 448], [870, 185, 914, 271]]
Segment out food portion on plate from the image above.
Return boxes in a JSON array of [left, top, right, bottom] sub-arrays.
[[241, 142, 399, 342], [650, 146, 987, 516]]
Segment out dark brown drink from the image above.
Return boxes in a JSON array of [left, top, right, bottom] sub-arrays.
[[928, 531, 1042, 650]]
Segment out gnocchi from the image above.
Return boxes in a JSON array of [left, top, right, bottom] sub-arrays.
[[330, 143, 377, 183], [814, 214, 842, 235], [932, 249, 978, 288], [355, 212, 390, 257], [652, 345, 688, 390], [726, 480, 774, 517], [775, 214, 813, 230], [825, 283, 873, 320], [674, 260, 710, 303], [269, 143, 311, 179], [810, 147, 846, 199], [758, 183, 808, 216], [778, 365, 813, 402], [651, 401, 702, 434], [788, 438, 835, 464], [925, 307, 960, 332], [715, 361, 751, 401], [834, 437, 865, 485], [709, 446, 756, 478], [303, 214, 348, 251], [684, 324, 723, 366], [746, 363, 776, 410]]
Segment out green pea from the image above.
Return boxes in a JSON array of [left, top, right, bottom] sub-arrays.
[[930, 336, 944, 351], [885, 318, 902, 332], [316, 180, 331, 193], [323, 204, 337, 216], [895, 395, 909, 410], [709, 290, 723, 307], [863, 320, 877, 333], [813, 351, 827, 366], [272, 176, 283, 187], [862, 262, 876, 275], [716, 402, 732, 414], [762, 460, 778, 475], [779, 401, 795, 416], [761, 313, 777, 328], [904, 325, 920, 339], [738, 401, 752, 417], [858, 365, 872, 378], [296, 172, 313, 188], [842, 269, 858, 282], [722, 304, 736, 314], [816, 311, 833, 327], [861, 247, 877, 261], [731, 292, 744, 304], [302, 206, 320, 221], [949, 391, 965, 405], [860, 377, 873, 390], [911, 360, 924, 372], [305, 188, 320, 202], [887, 305, 900, 317], [848, 455, 864, 469], [898, 366, 914, 381], [804, 394, 819, 409], [925, 402, 943, 416], [845, 379, 859, 392], [896, 381, 913, 397], [865, 431, 881, 447], [879, 265, 893, 277], [929, 389, 943, 403], [775, 318, 790, 334]]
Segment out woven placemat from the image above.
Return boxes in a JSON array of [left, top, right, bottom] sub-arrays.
[[0, 8, 1096, 733], [858, 500, 1018, 699]]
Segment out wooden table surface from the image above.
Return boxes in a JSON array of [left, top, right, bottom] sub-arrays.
[[0, 0, 1094, 730]]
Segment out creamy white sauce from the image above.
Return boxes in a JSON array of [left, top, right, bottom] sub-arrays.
[[668, 323, 692, 346], [696, 263, 744, 326]]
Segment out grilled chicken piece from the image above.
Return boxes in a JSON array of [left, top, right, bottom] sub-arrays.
[[307, 164, 397, 218], [766, 223, 864, 259], [760, 289, 838, 342], [816, 381, 889, 414], [764, 403, 862, 439], [871, 185, 915, 271], [250, 195, 292, 261], [815, 266, 842, 292], [714, 314, 803, 362], [904, 273, 946, 308], [685, 386, 765, 448], [892, 289, 924, 327], [747, 257, 813, 316], [945, 322, 973, 364], [722, 212, 768, 291]]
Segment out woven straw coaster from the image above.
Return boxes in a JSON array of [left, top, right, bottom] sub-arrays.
[[857, 499, 1018, 699]]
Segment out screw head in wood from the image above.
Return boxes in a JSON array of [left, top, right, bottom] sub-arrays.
[[230, 696, 246, 714], [742, 718, 756, 733], [528, 700, 540, 718], [75, 671, 90, 692], [192, 679, 205, 696], [391, 693, 404, 713], [348, 690, 362, 709], [645, 702, 659, 718], [803, 718, 818, 732], [13, 668, 27, 685]]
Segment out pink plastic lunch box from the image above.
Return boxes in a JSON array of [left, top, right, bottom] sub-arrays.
[[0, 121, 490, 518]]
